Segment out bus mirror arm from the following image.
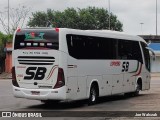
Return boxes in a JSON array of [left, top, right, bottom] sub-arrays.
[[146, 47, 156, 61]]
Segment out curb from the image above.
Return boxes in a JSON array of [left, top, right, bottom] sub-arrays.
[[0, 77, 12, 79]]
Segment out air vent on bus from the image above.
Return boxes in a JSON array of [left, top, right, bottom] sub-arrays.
[[17, 56, 55, 65]]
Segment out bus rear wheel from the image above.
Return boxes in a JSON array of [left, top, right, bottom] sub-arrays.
[[88, 84, 98, 105]]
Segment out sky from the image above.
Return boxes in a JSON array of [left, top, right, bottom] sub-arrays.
[[0, 0, 159, 35]]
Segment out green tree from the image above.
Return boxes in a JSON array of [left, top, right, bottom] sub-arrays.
[[28, 7, 123, 31], [0, 33, 12, 72], [0, 33, 12, 57]]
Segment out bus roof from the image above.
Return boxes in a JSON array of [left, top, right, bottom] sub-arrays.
[[61, 28, 146, 43], [18, 27, 146, 43]]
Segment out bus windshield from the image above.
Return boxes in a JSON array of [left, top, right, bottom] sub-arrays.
[[14, 29, 59, 50]]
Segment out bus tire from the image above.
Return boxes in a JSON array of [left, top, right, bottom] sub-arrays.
[[134, 81, 141, 96], [88, 84, 98, 105]]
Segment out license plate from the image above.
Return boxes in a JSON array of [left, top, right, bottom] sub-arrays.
[[31, 91, 40, 95]]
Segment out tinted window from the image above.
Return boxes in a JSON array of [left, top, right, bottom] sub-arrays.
[[14, 29, 59, 50], [66, 34, 117, 59], [66, 34, 143, 62], [118, 40, 143, 63]]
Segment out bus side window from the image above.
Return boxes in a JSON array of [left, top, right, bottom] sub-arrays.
[[117, 40, 143, 63]]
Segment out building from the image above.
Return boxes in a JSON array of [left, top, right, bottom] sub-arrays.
[[139, 35, 160, 43], [148, 43, 160, 72], [5, 42, 12, 73]]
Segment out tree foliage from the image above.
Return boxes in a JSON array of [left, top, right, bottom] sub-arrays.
[[28, 7, 123, 31], [0, 33, 12, 57]]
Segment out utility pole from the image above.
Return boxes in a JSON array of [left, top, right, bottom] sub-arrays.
[[108, 0, 111, 30], [8, 0, 10, 34], [156, 0, 158, 35]]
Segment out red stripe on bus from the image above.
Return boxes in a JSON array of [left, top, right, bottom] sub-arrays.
[[132, 64, 142, 76], [47, 65, 58, 80]]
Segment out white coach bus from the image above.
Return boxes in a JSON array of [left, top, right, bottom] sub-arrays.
[[12, 28, 152, 105]]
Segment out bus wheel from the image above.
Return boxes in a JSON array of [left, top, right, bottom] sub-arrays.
[[134, 82, 141, 96], [88, 84, 98, 105]]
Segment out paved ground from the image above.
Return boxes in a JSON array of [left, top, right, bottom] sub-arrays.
[[0, 73, 160, 120], [151, 72, 160, 77], [0, 72, 12, 79]]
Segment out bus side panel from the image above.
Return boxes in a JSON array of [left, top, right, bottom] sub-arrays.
[[123, 74, 135, 93], [139, 65, 150, 91], [66, 77, 78, 100], [112, 74, 123, 95], [77, 76, 87, 100], [139, 66, 145, 91], [66, 56, 88, 100], [122, 60, 138, 93], [77, 60, 106, 98], [102, 75, 112, 96], [145, 70, 151, 90], [66, 56, 78, 100]]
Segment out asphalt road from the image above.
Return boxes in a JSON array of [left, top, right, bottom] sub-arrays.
[[0, 77, 160, 120]]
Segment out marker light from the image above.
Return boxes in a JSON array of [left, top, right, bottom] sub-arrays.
[[55, 28, 59, 32], [16, 27, 21, 32]]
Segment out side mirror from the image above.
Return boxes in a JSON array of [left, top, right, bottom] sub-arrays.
[[146, 47, 156, 61]]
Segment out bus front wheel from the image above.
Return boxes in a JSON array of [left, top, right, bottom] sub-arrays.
[[134, 82, 141, 96]]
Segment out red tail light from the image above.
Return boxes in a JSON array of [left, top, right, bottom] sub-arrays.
[[53, 68, 65, 89], [12, 67, 19, 87], [16, 27, 21, 32], [55, 28, 59, 32]]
